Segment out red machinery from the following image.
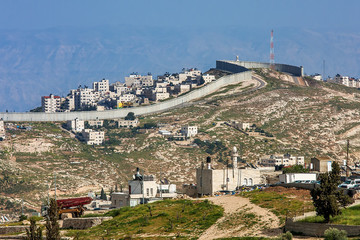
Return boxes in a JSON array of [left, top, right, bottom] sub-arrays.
[[56, 197, 92, 218]]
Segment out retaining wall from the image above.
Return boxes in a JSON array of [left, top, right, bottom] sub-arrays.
[[0, 70, 252, 122], [0, 226, 28, 235], [285, 219, 360, 237], [216, 60, 303, 77], [62, 217, 112, 229]]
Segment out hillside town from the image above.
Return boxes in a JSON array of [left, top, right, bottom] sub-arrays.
[[40, 68, 216, 113]]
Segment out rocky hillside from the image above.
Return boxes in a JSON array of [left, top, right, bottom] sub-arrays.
[[1, 69, 360, 212]]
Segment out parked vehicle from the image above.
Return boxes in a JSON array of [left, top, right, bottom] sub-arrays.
[[338, 179, 360, 189]]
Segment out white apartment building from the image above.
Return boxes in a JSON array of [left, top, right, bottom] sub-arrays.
[[67, 118, 85, 133], [117, 118, 139, 128], [202, 74, 216, 83], [74, 88, 96, 110], [87, 119, 104, 128], [41, 94, 61, 113], [332, 74, 349, 87], [179, 68, 202, 83], [181, 125, 198, 138], [0, 119, 5, 140], [81, 129, 105, 145], [259, 154, 305, 167], [174, 84, 190, 94], [125, 74, 153, 87], [154, 92, 170, 101], [93, 79, 109, 92], [117, 93, 136, 103]]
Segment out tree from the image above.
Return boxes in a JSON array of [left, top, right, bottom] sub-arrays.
[[282, 165, 309, 174], [310, 161, 353, 222], [26, 217, 43, 240], [125, 112, 136, 120], [45, 198, 60, 240], [100, 188, 107, 200]]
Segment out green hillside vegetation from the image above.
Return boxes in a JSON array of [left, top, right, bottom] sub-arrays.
[[67, 199, 223, 240], [2, 69, 360, 209], [240, 187, 314, 224], [300, 204, 360, 225]]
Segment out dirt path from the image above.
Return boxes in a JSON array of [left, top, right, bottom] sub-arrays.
[[198, 195, 282, 240]]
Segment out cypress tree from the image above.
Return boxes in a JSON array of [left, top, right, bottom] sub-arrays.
[[45, 198, 60, 240], [311, 161, 353, 222]]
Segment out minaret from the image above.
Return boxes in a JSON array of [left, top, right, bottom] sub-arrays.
[[232, 146, 238, 169]]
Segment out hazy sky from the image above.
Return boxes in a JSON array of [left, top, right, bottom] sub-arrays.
[[1, 0, 359, 31]]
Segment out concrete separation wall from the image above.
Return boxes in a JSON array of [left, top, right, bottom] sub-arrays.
[[0, 70, 252, 122], [217, 60, 304, 77], [285, 219, 360, 237], [62, 217, 112, 229]]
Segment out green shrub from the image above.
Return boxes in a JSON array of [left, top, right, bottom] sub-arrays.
[[281, 231, 293, 240], [324, 228, 347, 240]]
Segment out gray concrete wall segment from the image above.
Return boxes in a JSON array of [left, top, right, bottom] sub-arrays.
[[285, 219, 360, 237], [217, 60, 303, 77], [0, 70, 252, 122]]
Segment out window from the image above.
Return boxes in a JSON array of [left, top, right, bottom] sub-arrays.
[[244, 178, 248, 186], [150, 188, 153, 196], [249, 178, 253, 186], [146, 188, 149, 196]]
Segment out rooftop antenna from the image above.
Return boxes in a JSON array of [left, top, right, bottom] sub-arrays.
[[270, 30, 275, 70], [323, 60, 326, 81]]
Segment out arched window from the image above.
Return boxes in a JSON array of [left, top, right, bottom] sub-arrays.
[[249, 178, 253, 186], [244, 178, 248, 186]]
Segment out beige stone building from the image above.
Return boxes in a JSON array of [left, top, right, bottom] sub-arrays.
[[81, 129, 105, 145], [87, 119, 104, 128], [181, 125, 198, 138], [117, 118, 139, 128], [311, 156, 333, 172], [259, 154, 305, 167], [41, 94, 61, 113], [196, 147, 262, 196], [0, 119, 5, 140]]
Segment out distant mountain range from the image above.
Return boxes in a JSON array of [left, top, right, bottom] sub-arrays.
[[0, 25, 359, 112]]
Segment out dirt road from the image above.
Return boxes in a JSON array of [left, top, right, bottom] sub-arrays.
[[198, 195, 282, 240]]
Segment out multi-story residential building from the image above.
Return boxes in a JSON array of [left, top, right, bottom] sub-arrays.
[[81, 129, 105, 145], [202, 74, 216, 83], [174, 84, 191, 94], [87, 119, 104, 128], [93, 79, 109, 92], [117, 93, 136, 103], [153, 92, 170, 101], [331, 74, 349, 87], [259, 154, 305, 167], [41, 94, 61, 113], [125, 74, 153, 87], [0, 119, 5, 140], [179, 68, 202, 83], [181, 125, 198, 138], [117, 118, 139, 128], [74, 88, 96, 110], [67, 118, 85, 133]]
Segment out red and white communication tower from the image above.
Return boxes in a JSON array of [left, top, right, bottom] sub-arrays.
[[270, 29, 275, 69]]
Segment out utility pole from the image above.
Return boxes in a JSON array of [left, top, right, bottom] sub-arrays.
[[200, 162, 204, 197], [160, 169, 162, 199], [142, 169, 144, 204], [346, 139, 350, 178], [54, 172, 57, 201], [47, 181, 50, 206]]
